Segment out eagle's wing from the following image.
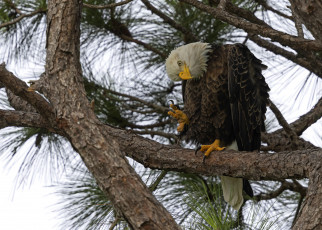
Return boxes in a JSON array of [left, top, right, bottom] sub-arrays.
[[228, 44, 270, 151]]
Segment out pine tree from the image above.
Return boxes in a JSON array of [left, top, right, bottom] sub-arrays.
[[0, 0, 321, 229]]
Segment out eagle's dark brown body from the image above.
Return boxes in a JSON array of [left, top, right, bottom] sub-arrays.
[[182, 44, 269, 152]]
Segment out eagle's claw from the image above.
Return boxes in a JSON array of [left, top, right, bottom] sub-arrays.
[[200, 139, 225, 161], [195, 146, 201, 156], [168, 102, 189, 132]]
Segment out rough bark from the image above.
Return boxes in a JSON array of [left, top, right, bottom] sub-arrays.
[[289, 0, 322, 45], [0, 1, 321, 229], [293, 160, 322, 230], [42, 1, 180, 229]]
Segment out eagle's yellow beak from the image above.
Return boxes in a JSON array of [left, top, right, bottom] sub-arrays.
[[179, 63, 193, 80]]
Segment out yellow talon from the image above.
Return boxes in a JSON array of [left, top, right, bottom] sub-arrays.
[[201, 139, 225, 158], [168, 103, 189, 132], [179, 63, 193, 80]]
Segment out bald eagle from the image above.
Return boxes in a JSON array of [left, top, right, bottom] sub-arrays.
[[165, 42, 269, 210]]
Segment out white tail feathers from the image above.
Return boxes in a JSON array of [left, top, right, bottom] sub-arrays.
[[221, 176, 243, 210], [221, 140, 244, 210]]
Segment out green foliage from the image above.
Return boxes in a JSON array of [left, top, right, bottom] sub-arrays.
[[84, 78, 129, 127], [0, 0, 315, 229], [0, 127, 74, 187]]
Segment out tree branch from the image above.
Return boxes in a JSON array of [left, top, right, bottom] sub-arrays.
[[0, 63, 55, 120], [254, 0, 293, 20], [248, 34, 322, 77], [105, 125, 320, 180], [290, 97, 322, 136], [268, 99, 300, 148], [0, 9, 46, 29], [254, 179, 307, 201], [107, 88, 169, 113], [83, 0, 134, 9], [118, 34, 167, 59], [0, 109, 64, 135], [5, 88, 37, 113], [262, 97, 322, 151], [179, 0, 322, 52], [141, 0, 198, 43]]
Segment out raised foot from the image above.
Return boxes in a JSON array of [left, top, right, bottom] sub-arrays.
[[168, 102, 189, 132], [196, 139, 225, 162]]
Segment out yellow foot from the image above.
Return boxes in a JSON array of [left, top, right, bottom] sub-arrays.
[[197, 139, 225, 162], [168, 102, 189, 132]]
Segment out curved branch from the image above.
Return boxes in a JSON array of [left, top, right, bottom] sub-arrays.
[[0, 9, 46, 29], [254, 179, 307, 201]]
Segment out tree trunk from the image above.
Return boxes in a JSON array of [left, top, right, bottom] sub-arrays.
[[43, 1, 180, 229]]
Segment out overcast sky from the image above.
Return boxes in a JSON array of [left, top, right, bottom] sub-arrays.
[[0, 159, 60, 230]]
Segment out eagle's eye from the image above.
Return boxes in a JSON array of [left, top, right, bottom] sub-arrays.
[[177, 60, 183, 66]]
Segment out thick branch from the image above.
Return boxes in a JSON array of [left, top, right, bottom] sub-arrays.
[[0, 109, 64, 135], [179, 0, 322, 53], [105, 125, 320, 180], [45, 1, 180, 229], [0, 63, 55, 120], [5, 88, 37, 113], [289, 0, 322, 44]]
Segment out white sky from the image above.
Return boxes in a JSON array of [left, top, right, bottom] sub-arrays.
[[0, 160, 60, 230]]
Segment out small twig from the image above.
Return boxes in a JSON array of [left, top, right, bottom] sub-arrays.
[[289, 1, 304, 38], [268, 99, 300, 149], [292, 194, 304, 227], [254, 0, 292, 20], [141, 0, 198, 43], [0, 9, 46, 29], [149, 170, 168, 192], [254, 179, 307, 201], [109, 218, 120, 230], [118, 34, 167, 59], [106, 88, 169, 113], [4, 0, 22, 15], [83, 0, 134, 9]]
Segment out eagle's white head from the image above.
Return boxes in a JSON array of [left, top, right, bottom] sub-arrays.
[[165, 42, 212, 81]]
